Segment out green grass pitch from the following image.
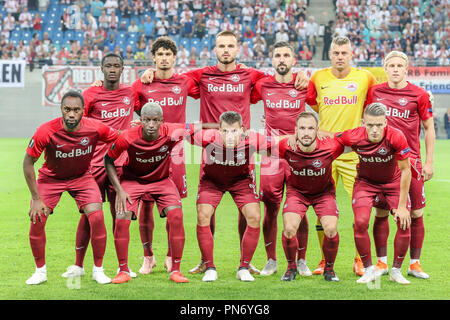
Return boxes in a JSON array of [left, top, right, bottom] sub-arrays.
[[0, 138, 449, 300]]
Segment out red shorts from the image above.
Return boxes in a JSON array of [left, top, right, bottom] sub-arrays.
[[282, 185, 339, 220], [409, 159, 426, 210], [35, 172, 102, 213], [196, 177, 260, 211], [352, 178, 411, 211], [259, 156, 289, 205], [90, 165, 123, 203], [141, 141, 187, 201], [120, 177, 182, 215]]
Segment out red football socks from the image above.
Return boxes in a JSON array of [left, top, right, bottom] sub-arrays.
[[239, 225, 260, 269], [166, 208, 185, 272], [138, 200, 155, 257], [353, 206, 373, 268], [373, 215, 389, 258], [282, 233, 298, 270], [75, 214, 90, 267], [197, 224, 215, 269], [297, 215, 309, 261], [87, 210, 107, 268], [114, 218, 131, 273], [29, 215, 48, 268], [262, 202, 279, 261], [393, 220, 411, 268], [323, 233, 339, 269], [410, 216, 425, 260]]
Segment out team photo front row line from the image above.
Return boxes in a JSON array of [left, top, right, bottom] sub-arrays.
[[24, 93, 418, 285]]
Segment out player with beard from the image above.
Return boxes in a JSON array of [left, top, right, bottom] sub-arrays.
[[250, 41, 311, 277], [61, 53, 141, 280], [24, 91, 118, 285], [275, 112, 348, 282], [365, 51, 435, 279], [141, 30, 309, 275]]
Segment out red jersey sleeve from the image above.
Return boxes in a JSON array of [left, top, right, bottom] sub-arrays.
[[191, 129, 218, 148], [273, 138, 289, 159], [182, 67, 205, 86], [305, 79, 317, 107], [82, 88, 96, 117], [250, 78, 263, 104], [97, 121, 120, 143], [26, 124, 52, 159], [391, 129, 410, 161], [334, 129, 355, 147], [131, 79, 147, 111], [329, 137, 345, 160], [165, 122, 195, 141], [107, 131, 130, 160], [417, 90, 433, 122], [183, 75, 200, 99], [248, 67, 267, 85]]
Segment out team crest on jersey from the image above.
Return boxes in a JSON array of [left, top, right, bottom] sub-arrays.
[[237, 152, 245, 159], [288, 89, 298, 98], [230, 74, 240, 82], [159, 145, 168, 153], [123, 97, 131, 105], [398, 98, 408, 106], [172, 86, 182, 94], [80, 137, 90, 146], [345, 82, 358, 92], [378, 147, 388, 155], [312, 159, 322, 168]]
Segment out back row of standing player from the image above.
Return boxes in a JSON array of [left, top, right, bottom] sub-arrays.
[[24, 31, 434, 285]]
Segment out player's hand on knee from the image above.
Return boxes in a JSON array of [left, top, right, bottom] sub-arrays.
[[115, 190, 132, 215], [91, 80, 103, 87], [29, 199, 50, 224], [140, 68, 155, 84], [394, 207, 411, 230]]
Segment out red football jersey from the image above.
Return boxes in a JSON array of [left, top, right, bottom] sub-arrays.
[[83, 84, 140, 166], [107, 123, 194, 183], [185, 65, 267, 128], [365, 82, 433, 160], [251, 74, 307, 136], [27, 117, 119, 180], [335, 126, 410, 184], [277, 137, 344, 195], [131, 73, 200, 123], [191, 130, 272, 185]]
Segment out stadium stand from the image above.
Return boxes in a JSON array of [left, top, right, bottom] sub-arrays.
[[0, 0, 447, 70]]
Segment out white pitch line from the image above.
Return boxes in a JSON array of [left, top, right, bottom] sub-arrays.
[[434, 179, 450, 183]]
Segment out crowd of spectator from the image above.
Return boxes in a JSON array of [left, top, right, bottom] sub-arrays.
[[329, 0, 449, 66], [0, 0, 448, 70]]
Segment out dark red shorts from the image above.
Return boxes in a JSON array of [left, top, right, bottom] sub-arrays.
[[259, 156, 289, 205], [90, 165, 123, 203], [409, 159, 425, 210], [282, 185, 339, 219], [352, 178, 411, 211], [35, 172, 102, 213], [120, 177, 182, 215], [196, 176, 260, 210]]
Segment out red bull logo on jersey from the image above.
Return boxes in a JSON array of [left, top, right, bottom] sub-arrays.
[[265, 99, 302, 109], [101, 107, 132, 119], [208, 154, 247, 166], [136, 153, 169, 164], [386, 107, 410, 119], [207, 83, 244, 93], [359, 154, 394, 163], [148, 97, 184, 106], [289, 165, 326, 177], [56, 145, 93, 158], [323, 95, 357, 106]]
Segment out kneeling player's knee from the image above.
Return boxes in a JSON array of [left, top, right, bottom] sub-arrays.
[[246, 213, 260, 228], [283, 223, 298, 239], [410, 209, 423, 219]]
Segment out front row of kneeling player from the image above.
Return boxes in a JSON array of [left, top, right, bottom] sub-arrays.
[[24, 93, 416, 285]]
